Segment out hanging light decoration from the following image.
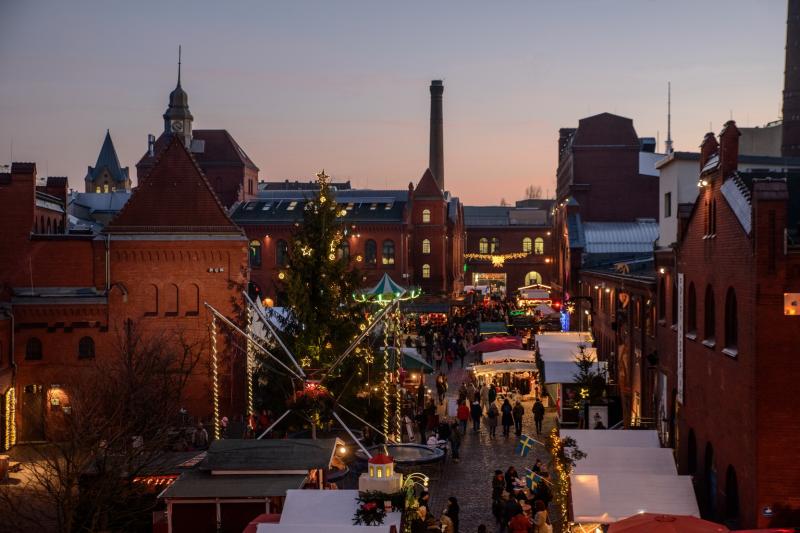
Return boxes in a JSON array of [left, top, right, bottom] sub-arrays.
[[209, 316, 221, 440]]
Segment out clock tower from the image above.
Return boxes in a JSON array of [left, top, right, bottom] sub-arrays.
[[163, 46, 193, 148]]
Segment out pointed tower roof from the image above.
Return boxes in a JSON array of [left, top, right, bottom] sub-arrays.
[[87, 130, 129, 183], [164, 47, 193, 122], [414, 168, 444, 198], [105, 135, 241, 234]]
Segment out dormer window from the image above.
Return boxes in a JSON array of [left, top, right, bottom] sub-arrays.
[[370, 203, 378, 211], [287, 201, 298, 211], [262, 202, 273, 211], [346, 203, 354, 211], [384, 202, 393, 210]]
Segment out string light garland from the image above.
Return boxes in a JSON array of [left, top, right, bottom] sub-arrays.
[[245, 306, 255, 418], [464, 251, 531, 267], [209, 315, 221, 440], [4, 388, 16, 451], [392, 309, 403, 441], [382, 325, 391, 440]]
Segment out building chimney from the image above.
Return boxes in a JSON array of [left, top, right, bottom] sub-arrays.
[[719, 120, 740, 179], [148, 134, 156, 157], [429, 80, 444, 191], [699, 132, 719, 170], [783, 0, 800, 157]]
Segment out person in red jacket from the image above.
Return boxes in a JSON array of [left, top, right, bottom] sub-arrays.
[[456, 400, 470, 434]]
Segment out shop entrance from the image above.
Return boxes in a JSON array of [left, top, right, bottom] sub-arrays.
[[20, 384, 45, 442], [472, 272, 507, 293]]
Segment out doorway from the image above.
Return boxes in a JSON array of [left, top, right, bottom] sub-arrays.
[[20, 384, 45, 441]]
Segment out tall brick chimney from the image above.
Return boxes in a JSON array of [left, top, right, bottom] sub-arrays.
[[719, 120, 741, 178], [699, 132, 719, 169], [429, 80, 444, 191], [782, 0, 800, 156]]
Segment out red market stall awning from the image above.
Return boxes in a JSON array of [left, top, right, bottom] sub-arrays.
[[608, 513, 729, 533], [471, 336, 523, 353]]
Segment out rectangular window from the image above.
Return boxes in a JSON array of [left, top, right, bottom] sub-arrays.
[[370, 203, 378, 211], [286, 201, 298, 211], [346, 203, 354, 211], [261, 202, 273, 211], [664, 192, 672, 218]]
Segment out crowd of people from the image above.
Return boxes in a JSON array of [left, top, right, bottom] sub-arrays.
[[491, 460, 553, 533]]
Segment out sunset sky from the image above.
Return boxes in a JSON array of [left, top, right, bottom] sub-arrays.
[[0, 1, 788, 204]]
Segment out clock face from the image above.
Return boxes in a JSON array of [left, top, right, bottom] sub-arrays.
[[171, 120, 184, 132]]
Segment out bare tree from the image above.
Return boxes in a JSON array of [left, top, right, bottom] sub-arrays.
[[524, 184, 543, 199], [499, 198, 509, 206], [0, 320, 202, 533]]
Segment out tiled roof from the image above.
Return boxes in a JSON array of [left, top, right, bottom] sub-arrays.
[[738, 168, 800, 242], [582, 220, 658, 254], [138, 130, 259, 172], [720, 175, 752, 234], [464, 206, 550, 227], [87, 130, 129, 183], [567, 211, 585, 248], [106, 136, 241, 234], [69, 191, 132, 214], [261, 180, 352, 191], [414, 168, 443, 198]]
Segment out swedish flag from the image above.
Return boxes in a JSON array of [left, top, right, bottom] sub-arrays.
[[516, 434, 536, 457], [523, 468, 540, 489]]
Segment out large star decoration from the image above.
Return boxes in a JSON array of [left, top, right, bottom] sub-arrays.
[[316, 169, 330, 186], [301, 245, 312, 257]]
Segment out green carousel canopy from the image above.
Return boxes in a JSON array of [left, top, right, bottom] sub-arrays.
[[354, 273, 421, 304]]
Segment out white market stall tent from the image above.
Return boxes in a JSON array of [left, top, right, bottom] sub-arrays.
[[257, 489, 401, 533], [481, 349, 537, 363], [561, 430, 699, 525]]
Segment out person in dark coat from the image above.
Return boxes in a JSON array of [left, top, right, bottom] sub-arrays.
[[501, 495, 523, 533], [533, 397, 545, 435], [446, 496, 460, 533], [470, 398, 482, 433], [488, 382, 497, 404], [504, 466, 520, 494], [501, 399, 513, 437], [512, 400, 524, 436]]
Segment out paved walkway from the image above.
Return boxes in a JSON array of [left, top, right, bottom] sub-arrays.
[[423, 356, 558, 532]]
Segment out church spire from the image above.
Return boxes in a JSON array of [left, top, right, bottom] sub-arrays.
[[177, 45, 182, 87], [163, 46, 193, 147]]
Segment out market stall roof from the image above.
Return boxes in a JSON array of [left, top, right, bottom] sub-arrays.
[[471, 336, 523, 353], [479, 322, 509, 336], [257, 489, 402, 533], [399, 348, 434, 373], [608, 513, 729, 532], [200, 438, 338, 471], [471, 362, 538, 375], [162, 471, 306, 499], [534, 304, 558, 315], [572, 446, 677, 476], [356, 273, 419, 303], [482, 349, 536, 363], [570, 473, 699, 524], [541, 360, 605, 384], [561, 429, 661, 449], [400, 302, 449, 314]]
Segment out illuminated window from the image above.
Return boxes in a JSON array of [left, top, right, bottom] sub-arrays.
[[103, 183, 109, 193], [382, 240, 395, 265], [479, 238, 488, 254], [337, 241, 350, 261], [95, 186, 101, 193], [422, 264, 431, 278], [286, 201, 298, 211], [370, 203, 378, 211], [422, 209, 431, 223], [377, 468, 382, 478], [522, 237, 532, 252], [524, 271, 542, 286], [422, 239, 431, 254], [534, 237, 544, 255], [249, 240, 262, 268]]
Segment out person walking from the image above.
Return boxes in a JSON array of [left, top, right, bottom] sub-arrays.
[[512, 400, 524, 436], [470, 398, 482, 433], [479, 382, 489, 413], [501, 398, 513, 437], [436, 374, 446, 405], [434, 348, 443, 371], [488, 382, 497, 405], [533, 397, 545, 435], [445, 348, 455, 372], [449, 422, 461, 463], [486, 401, 499, 438], [456, 400, 470, 435]]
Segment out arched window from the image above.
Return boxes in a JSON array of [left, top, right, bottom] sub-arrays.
[[78, 337, 95, 359], [365, 239, 377, 265], [26, 337, 42, 360], [185, 283, 200, 316], [658, 277, 666, 321], [382, 240, 395, 265], [46, 219, 51, 234], [144, 284, 158, 316], [337, 241, 350, 261], [524, 271, 542, 286], [522, 237, 532, 253], [276, 239, 289, 267], [725, 465, 740, 527], [724, 287, 737, 351], [40, 216, 44, 234], [671, 279, 678, 326], [479, 238, 489, 254], [490, 237, 500, 253], [422, 264, 431, 278], [249, 240, 262, 268], [534, 237, 544, 255], [248, 281, 262, 301], [165, 283, 179, 316], [704, 285, 715, 344], [705, 443, 717, 516], [422, 209, 431, 223], [687, 282, 697, 334], [687, 429, 697, 474], [422, 239, 431, 254]]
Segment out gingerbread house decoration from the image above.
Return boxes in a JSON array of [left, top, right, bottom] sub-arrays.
[[358, 454, 403, 493]]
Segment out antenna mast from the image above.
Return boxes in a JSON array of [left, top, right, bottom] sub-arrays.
[[665, 82, 674, 154]]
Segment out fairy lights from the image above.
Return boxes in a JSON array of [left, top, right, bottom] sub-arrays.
[[382, 326, 391, 440], [464, 251, 531, 267], [209, 315, 221, 440], [392, 309, 403, 440], [4, 387, 16, 450], [245, 306, 255, 418]]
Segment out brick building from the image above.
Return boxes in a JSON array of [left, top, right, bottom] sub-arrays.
[[0, 137, 248, 448], [553, 113, 661, 303], [463, 200, 555, 292]]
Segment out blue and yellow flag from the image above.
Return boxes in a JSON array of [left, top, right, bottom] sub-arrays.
[[515, 434, 537, 456]]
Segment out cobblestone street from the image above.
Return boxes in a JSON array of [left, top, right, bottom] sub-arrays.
[[423, 357, 558, 532]]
